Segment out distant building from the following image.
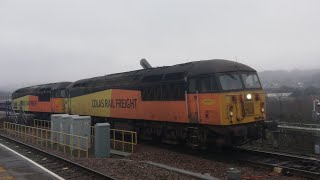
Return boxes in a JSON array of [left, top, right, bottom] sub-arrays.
[[267, 93, 292, 98]]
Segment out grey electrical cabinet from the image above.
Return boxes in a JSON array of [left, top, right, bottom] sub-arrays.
[[50, 114, 68, 142], [50, 114, 91, 149], [70, 116, 91, 149], [94, 123, 110, 157], [60, 115, 78, 145]]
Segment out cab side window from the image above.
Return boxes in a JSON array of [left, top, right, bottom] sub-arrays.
[[199, 77, 211, 93], [60, 90, 66, 98], [38, 93, 50, 101], [188, 78, 197, 93], [188, 75, 218, 93]]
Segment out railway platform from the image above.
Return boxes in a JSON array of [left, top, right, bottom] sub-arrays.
[[0, 142, 63, 180]]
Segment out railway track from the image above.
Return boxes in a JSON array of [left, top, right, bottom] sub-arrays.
[[236, 147, 320, 179], [0, 134, 114, 180], [141, 141, 320, 179], [3, 130, 318, 180]]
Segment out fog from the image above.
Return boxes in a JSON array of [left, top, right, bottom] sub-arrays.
[[0, 0, 319, 91]]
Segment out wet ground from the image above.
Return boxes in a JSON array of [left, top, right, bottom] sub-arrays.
[[0, 141, 61, 180]]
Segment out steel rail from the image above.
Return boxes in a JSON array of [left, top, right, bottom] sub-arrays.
[[236, 147, 320, 179]]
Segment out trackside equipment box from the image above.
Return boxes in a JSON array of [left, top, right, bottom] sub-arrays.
[[51, 114, 68, 142], [70, 116, 91, 149], [94, 123, 110, 157], [50, 114, 91, 148], [60, 115, 79, 144]]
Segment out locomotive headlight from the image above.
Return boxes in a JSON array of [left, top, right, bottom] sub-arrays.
[[260, 102, 265, 113], [228, 106, 234, 118], [246, 93, 252, 100]]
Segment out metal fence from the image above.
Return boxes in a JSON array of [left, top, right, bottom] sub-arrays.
[[33, 119, 137, 153], [266, 96, 320, 123], [91, 126, 137, 153], [2, 122, 89, 158], [33, 119, 51, 129]]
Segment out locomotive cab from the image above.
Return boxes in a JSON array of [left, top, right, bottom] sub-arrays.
[[185, 61, 266, 146]]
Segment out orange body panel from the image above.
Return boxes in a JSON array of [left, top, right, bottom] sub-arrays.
[[14, 95, 65, 113], [187, 93, 221, 125], [51, 98, 65, 113], [110, 90, 188, 123], [69, 89, 265, 126]]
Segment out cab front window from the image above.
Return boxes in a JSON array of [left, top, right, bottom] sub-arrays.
[[218, 73, 243, 91], [241, 73, 261, 89]]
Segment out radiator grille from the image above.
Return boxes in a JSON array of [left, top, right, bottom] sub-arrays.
[[244, 102, 254, 115]]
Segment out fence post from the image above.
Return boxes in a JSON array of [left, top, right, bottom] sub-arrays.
[[315, 134, 320, 154], [78, 136, 80, 159], [31, 127, 34, 143], [36, 127, 39, 145], [113, 130, 115, 149], [57, 132, 59, 151], [122, 131, 124, 152], [41, 129, 43, 145], [131, 133, 134, 153], [94, 123, 110, 157], [24, 126, 26, 141], [70, 135, 73, 156], [273, 131, 280, 149], [45, 130, 48, 147], [86, 137, 89, 159], [63, 134, 66, 154]]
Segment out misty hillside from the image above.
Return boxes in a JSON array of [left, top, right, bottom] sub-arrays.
[[0, 91, 10, 100], [259, 69, 320, 90]]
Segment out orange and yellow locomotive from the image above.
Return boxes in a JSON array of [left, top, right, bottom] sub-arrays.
[[12, 59, 266, 146]]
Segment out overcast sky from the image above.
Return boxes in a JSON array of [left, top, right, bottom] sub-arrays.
[[0, 0, 319, 91]]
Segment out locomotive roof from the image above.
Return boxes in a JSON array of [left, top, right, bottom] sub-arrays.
[[182, 59, 256, 75], [13, 82, 71, 95], [71, 59, 256, 86]]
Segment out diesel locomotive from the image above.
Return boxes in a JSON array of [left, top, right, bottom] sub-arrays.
[[12, 59, 266, 147]]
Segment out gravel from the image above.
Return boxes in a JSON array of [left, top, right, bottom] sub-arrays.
[[75, 158, 195, 180], [45, 142, 307, 180], [127, 144, 305, 180]]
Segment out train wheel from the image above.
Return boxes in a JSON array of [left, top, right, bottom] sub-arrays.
[[186, 127, 207, 150]]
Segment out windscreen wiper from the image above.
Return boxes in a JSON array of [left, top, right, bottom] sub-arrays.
[[225, 72, 237, 80]]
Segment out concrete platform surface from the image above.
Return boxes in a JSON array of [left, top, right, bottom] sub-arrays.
[[0, 143, 63, 180]]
